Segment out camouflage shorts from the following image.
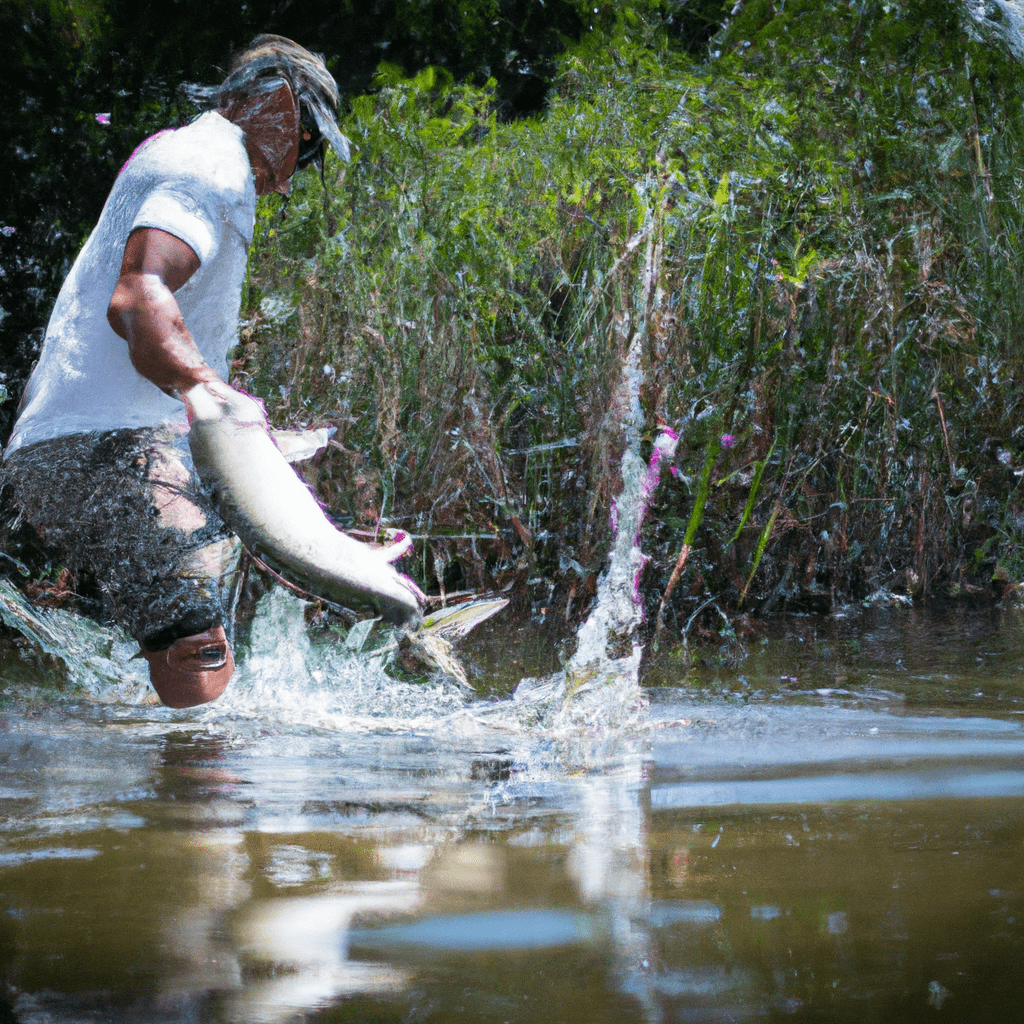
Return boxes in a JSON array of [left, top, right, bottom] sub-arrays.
[[1, 427, 241, 649]]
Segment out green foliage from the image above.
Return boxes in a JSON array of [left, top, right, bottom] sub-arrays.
[[642, 0, 1024, 622], [12, 0, 1024, 632], [241, 0, 1024, 624]]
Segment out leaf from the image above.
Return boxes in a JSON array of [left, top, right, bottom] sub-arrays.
[[713, 172, 730, 206]]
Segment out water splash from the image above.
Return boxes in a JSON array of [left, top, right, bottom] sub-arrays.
[[538, 360, 677, 745], [1, 404, 678, 752], [570, 429, 679, 673], [0, 580, 468, 731], [194, 589, 472, 733], [0, 577, 151, 704], [519, 197, 677, 752]]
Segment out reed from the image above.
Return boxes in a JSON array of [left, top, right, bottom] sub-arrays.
[[235, 0, 1024, 654]]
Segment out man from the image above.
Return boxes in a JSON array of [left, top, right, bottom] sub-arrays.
[[1, 36, 422, 707]]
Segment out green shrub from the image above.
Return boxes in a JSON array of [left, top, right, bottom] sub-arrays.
[[240, 0, 1024, 644]]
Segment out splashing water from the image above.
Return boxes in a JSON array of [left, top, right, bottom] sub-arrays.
[[211, 588, 471, 732], [0, 577, 151, 704], [540, 320, 677, 743], [526, 429, 676, 755], [570, 430, 679, 672], [1, 372, 680, 758], [0, 579, 467, 733]]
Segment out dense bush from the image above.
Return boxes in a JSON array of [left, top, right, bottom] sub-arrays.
[[235, 1, 1024, 657], [7, 0, 1024, 662]]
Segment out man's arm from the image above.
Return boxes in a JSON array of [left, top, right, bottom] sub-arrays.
[[107, 226, 222, 397]]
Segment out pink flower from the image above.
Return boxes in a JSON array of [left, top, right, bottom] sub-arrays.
[[95, 113, 111, 126], [720, 433, 736, 449]]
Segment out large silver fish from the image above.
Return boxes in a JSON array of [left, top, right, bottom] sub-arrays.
[[183, 382, 423, 627]]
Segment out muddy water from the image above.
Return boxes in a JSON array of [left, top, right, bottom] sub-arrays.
[[1, 598, 1024, 1022]]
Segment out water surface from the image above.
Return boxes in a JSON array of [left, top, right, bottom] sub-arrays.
[[1, 597, 1023, 1022]]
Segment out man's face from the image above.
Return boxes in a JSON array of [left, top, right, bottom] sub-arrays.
[[226, 79, 303, 196]]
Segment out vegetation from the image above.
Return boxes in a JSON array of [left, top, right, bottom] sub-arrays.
[[239, 1, 1024, 647], [6, 0, 1024, 664], [0, 0, 620, 439]]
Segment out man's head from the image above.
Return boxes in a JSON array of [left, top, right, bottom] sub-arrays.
[[183, 34, 350, 183], [220, 78, 303, 195], [142, 624, 234, 708]]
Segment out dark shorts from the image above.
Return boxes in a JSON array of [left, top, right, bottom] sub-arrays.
[[1, 428, 241, 648]]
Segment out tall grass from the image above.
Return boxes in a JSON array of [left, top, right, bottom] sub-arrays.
[[240, 0, 1024, 650]]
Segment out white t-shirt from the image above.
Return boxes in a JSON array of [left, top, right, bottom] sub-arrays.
[[6, 112, 255, 455]]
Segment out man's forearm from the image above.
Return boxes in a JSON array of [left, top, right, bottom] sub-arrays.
[[108, 272, 222, 397]]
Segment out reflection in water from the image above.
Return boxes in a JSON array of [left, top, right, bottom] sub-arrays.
[[349, 908, 597, 951], [1, 606, 1024, 1020], [229, 888, 418, 1022]]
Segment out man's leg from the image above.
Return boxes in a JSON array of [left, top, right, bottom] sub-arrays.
[[2, 428, 241, 704]]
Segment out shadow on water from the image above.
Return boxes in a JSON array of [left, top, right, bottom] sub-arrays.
[[1, 591, 1024, 1021]]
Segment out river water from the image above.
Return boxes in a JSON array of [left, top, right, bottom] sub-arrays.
[[1, 593, 1023, 1023]]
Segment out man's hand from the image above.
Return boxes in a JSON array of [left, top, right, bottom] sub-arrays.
[[182, 379, 269, 429], [107, 227, 222, 397]]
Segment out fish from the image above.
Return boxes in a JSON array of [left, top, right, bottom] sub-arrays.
[[183, 382, 423, 627], [391, 597, 509, 690]]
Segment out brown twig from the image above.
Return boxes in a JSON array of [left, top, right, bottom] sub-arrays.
[[655, 542, 691, 637], [931, 386, 956, 479]]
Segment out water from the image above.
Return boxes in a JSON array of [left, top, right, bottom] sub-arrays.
[[1, 592, 1024, 1022]]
